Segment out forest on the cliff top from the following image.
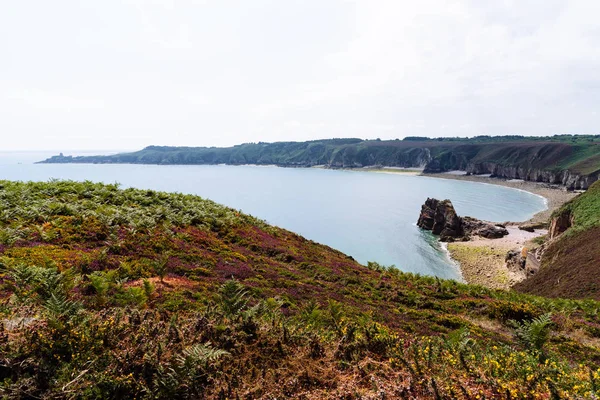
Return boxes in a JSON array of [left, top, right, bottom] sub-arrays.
[[1, 180, 600, 399]]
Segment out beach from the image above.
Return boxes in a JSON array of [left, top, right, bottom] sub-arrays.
[[424, 173, 578, 289], [315, 165, 424, 175]]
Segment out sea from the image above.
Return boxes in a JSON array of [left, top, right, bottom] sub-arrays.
[[0, 151, 547, 281]]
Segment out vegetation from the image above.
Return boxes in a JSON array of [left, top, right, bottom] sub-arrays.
[[40, 136, 600, 189], [1, 180, 600, 398], [554, 180, 600, 234], [516, 180, 600, 300]]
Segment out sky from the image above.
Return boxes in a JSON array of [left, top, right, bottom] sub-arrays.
[[1, 0, 600, 151]]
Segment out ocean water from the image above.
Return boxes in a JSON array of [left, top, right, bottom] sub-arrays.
[[0, 152, 547, 280]]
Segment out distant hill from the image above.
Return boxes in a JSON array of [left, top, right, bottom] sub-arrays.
[[515, 180, 600, 299], [39, 135, 600, 189]]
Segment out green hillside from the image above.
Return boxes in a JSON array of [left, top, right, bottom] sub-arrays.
[[1, 181, 600, 398], [40, 135, 600, 189], [554, 180, 600, 233]]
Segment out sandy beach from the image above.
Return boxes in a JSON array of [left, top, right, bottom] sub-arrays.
[[324, 166, 424, 175], [424, 173, 578, 289]]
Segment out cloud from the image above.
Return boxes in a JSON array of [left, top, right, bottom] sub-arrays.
[[6, 88, 104, 111], [1, 0, 599, 150]]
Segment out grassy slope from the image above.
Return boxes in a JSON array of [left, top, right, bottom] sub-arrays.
[[557, 179, 600, 232], [1, 181, 600, 398], [515, 181, 600, 300]]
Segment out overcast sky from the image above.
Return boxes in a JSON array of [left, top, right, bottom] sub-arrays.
[[2, 1, 599, 151]]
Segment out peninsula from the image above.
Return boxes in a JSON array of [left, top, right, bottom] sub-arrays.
[[40, 135, 600, 190]]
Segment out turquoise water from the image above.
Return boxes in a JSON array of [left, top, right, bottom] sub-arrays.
[[0, 152, 547, 280]]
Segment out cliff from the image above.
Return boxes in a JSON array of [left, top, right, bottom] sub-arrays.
[[39, 135, 600, 189], [514, 180, 600, 299]]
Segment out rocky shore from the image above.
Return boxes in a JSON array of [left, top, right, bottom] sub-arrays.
[[422, 173, 578, 225], [346, 170, 577, 224], [417, 175, 578, 289], [446, 227, 547, 289]]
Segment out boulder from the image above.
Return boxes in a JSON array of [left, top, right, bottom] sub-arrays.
[[477, 225, 509, 239], [518, 225, 535, 233], [518, 221, 547, 232], [505, 250, 526, 270]]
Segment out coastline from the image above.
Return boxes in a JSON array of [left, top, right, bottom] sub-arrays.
[[423, 172, 578, 289], [422, 172, 577, 226]]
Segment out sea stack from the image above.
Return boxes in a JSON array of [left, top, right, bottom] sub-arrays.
[[417, 198, 508, 242], [416, 198, 464, 241]]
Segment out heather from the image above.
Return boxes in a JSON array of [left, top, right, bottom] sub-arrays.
[[1, 180, 600, 399]]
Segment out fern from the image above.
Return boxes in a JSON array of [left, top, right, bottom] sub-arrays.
[[44, 293, 82, 324], [300, 300, 323, 328], [510, 313, 553, 360], [153, 255, 169, 284], [177, 343, 230, 369], [155, 343, 230, 397], [218, 278, 248, 318], [143, 278, 155, 298], [89, 271, 110, 297], [328, 300, 345, 335]]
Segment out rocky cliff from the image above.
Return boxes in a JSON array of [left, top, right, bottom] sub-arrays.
[[463, 162, 598, 190], [39, 137, 600, 189], [417, 198, 508, 242], [548, 210, 574, 239]]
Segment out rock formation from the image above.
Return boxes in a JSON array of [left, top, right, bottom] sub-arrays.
[[505, 248, 539, 277], [417, 198, 508, 242], [549, 211, 574, 239], [416, 198, 464, 241], [462, 162, 598, 190], [462, 217, 510, 239]]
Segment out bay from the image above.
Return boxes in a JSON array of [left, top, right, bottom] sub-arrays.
[[0, 152, 547, 280]]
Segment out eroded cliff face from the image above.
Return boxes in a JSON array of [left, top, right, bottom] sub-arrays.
[[463, 162, 598, 190], [328, 147, 433, 168], [330, 151, 598, 189], [548, 210, 574, 239], [514, 180, 600, 299]]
